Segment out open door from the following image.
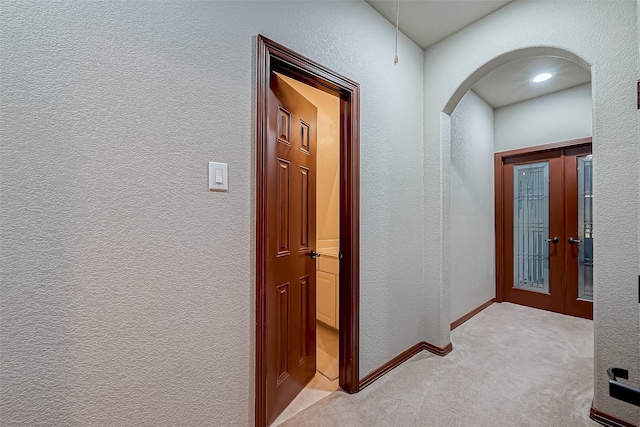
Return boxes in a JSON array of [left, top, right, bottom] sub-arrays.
[[265, 73, 318, 424], [256, 35, 360, 427]]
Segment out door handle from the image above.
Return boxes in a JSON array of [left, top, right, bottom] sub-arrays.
[[546, 237, 559, 243], [568, 237, 582, 244], [309, 250, 321, 259]]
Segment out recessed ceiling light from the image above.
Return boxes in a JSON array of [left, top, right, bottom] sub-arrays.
[[532, 72, 553, 83]]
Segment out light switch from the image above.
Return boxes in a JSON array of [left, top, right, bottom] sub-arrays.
[[209, 162, 228, 191]]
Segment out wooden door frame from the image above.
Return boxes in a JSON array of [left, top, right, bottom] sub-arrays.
[[494, 137, 592, 304], [255, 35, 360, 427]]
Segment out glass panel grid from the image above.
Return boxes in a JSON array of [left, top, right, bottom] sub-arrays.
[[513, 162, 550, 293], [578, 155, 593, 301]]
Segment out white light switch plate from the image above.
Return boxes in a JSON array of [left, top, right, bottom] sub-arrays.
[[209, 162, 228, 191]]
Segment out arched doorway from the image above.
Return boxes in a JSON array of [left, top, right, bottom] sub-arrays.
[[444, 49, 594, 323]]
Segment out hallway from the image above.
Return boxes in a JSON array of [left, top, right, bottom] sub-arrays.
[[282, 303, 596, 426], [2, 2, 638, 425]]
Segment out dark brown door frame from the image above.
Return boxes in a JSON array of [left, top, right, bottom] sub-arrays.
[[494, 136, 592, 304], [256, 35, 360, 426]]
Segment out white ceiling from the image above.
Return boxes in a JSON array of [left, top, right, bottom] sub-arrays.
[[365, 1, 592, 108], [472, 56, 591, 108], [365, 0, 514, 49]]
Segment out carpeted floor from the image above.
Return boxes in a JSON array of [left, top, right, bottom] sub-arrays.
[[282, 302, 597, 426]]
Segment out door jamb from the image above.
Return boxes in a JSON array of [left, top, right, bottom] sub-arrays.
[[255, 35, 361, 427], [494, 137, 592, 303]]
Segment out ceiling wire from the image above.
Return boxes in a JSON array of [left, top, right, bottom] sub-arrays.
[[394, 0, 399, 65]]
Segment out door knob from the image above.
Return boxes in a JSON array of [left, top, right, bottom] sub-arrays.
[[546, 237, 559, 243], [309, 250, 321, 259], [568, 237, 582, 244]]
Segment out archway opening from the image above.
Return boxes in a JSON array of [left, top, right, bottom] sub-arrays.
[[444, 46, 592, 328]]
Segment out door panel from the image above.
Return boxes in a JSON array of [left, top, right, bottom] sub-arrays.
[[499, 144, 593, 320], [512, 161, 550, 294], [266, 73, 318, 425], [576, 155, 594, 300], [503, 150, 565, 313], [564, 145, 593, 319]]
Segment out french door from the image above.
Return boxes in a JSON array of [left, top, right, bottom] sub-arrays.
[[497, 141, 593, 320]]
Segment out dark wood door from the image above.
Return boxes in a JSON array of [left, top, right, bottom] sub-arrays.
[[265, 73, 317, 425], [503, 149, 565, 314], [499, 143, 593, 320]]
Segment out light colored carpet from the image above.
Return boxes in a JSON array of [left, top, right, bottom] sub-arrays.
[[282, 302, 597, 426]]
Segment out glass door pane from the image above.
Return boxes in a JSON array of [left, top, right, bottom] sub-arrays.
[[513, 161, 550, 293], [577, 155, 593, 301]]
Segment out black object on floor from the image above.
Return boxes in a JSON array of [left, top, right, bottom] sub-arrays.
[[607, 368, 640, 407]]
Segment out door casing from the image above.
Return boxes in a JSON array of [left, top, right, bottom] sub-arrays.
[[494, 137, 592, 315], [255, 35, 360, 427]]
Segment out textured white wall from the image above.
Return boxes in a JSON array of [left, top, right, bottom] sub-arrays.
[[495, 83, 592, 152], [637, 0, 640, 388], [0, 2, 425, 425], [424, 1, 639, 424], [449, 90, 495, 322]]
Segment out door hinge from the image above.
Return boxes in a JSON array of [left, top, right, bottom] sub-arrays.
[[637, 80, 640, 110]]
